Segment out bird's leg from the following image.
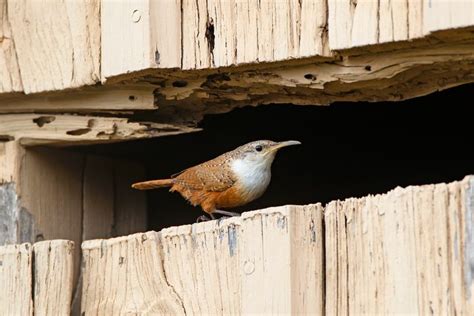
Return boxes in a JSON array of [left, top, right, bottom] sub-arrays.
[[213, 210, 241, 217]]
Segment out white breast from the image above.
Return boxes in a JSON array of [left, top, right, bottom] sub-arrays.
[[231, 158, 272, 202]]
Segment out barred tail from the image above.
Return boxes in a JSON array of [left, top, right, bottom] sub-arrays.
[[131, 179, 174, 190]]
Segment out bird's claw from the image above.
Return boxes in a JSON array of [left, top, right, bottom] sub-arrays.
[[196, 215, 211, 223]]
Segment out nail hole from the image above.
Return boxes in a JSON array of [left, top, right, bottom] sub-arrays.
[[304, 74, 317, 81], [365, 65, 372, 71], [172, 80, 188, 88], [129, 95, 137, 101]]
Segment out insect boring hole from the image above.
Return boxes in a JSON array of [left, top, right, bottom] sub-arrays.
[[50, 84, 474, 232]]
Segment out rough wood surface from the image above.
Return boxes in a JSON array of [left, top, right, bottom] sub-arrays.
[[0, 243, 33, 315], [0, 84, 157, 113], [101, 0, 181, 81], [325, 176, 474, 314], [181, 0, 330, 69], [33, 240, 74, 316], [81, 231, 185, 315], [82, 205, 324, 314], [0, 0, 22, 94], [0, 114, 198, 146], [4, 0, 100, 94]]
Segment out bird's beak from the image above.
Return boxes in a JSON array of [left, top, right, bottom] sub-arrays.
[[268, 140, 301, 152]]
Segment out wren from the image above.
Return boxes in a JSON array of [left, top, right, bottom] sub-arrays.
[[132, 140, 301, 221]]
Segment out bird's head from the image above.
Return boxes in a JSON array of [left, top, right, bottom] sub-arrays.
[[235, 140, 301, 168]]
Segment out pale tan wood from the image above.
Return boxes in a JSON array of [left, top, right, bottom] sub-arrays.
[[0, 84, 157, 113], [82, 205, 324, 314], [81, 232, 185, 314], [240, 205, 324, 314], [113, 159, 147, 236], [0, 114, 197, 146], [424, 0, 474, 33], [328, 0, 426, 50], [325, 176, 474, 314], [0, 140, 23, 185], [0, 0, 22, 94], [182, 0, 329, 69], [160, 217, 242, 315], [33, 240, 74, 316], [0, 243, 33, 315], [101, 0, 181, 82], [6, 0, 100, 94]]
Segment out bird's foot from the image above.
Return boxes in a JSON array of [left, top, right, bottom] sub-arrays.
[[196, 215, 211, 223], [196, 213, 216, 223]]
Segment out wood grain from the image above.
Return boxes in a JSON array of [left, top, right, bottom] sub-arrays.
[[0, 243, 33, 315], [325, 176, 474, 314], [33, 240, 74, 316], [82, 205, 324, 314]]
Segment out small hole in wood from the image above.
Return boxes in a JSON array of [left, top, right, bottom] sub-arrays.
[[304, 74, 317, 81], [66, 128, 91, 136], [128, 95, 137, 101], [365, 65, 372, 71], [33, 116, 56, 127], [172, 80, 188, 88]]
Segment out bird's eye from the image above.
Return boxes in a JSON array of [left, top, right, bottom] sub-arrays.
[[255, 145, 263, 152]]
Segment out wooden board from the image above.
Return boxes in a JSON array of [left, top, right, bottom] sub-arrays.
[[33, 240, 74, 316], [0, 114, 198, 146], [6, 0, 100, 94], [0, 0, 22, 94], [101, 0, 181, 81], [0, 243, 33, 315], [81, 231, 185, 314], [325, 176, 474, 314], [0, 84, 157, 113], [181, 0, 330, 69], [81, 205, 324, 314]]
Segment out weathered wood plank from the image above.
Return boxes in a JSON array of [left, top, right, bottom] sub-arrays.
[[424, 0, 474, 34], [0, 113, 198, 146], [324, 176, 474, 314], [101, 0, 181, 81], [33, 240, 74, 316], [0, 0, 22, 94], [0, 84, 157, 113], [6, 0, 100, 93], [0, 243, 33, 315], [82, 205, 324, 314], [81, 232, 185, 314], [240, 205, 324, 314], [182, 0, 329, 69]]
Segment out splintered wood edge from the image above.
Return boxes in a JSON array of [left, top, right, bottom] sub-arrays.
[[0, 242, 32, 255], [82, 204, 325, 249], [0, 84, 157, 113], [0, 114, 199, 146]]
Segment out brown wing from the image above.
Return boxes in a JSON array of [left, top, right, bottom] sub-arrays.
[[173, 159, 236, 192]]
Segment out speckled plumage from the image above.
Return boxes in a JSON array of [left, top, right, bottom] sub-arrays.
[[132, 140, 300, 215]]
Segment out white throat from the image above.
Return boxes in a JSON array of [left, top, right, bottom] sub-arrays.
[[230, 157, 273, 201]]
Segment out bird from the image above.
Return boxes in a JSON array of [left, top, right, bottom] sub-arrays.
[[132, 140, 301, 222]]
